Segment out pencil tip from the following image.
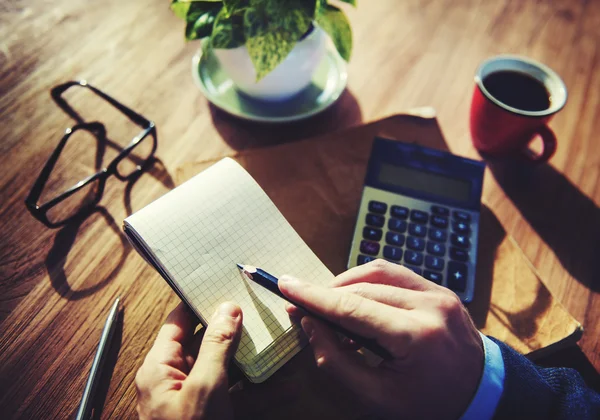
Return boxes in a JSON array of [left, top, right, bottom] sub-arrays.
[[236, 263, 244, 270]]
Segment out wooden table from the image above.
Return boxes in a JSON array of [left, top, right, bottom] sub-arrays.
[[1, 0, 599, 418]]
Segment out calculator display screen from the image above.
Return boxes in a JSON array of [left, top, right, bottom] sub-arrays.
[[378, 164, 471, 203]]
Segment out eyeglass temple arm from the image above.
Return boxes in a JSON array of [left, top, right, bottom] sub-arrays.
[[51, 81, 152, 129], [40, 171, 105, 211], [25, 128, 74, 209], [26, 123, 107, 209]]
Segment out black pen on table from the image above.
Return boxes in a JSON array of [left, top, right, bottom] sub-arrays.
[[76, 297, 121, 420], [236, 264, 393, 360]]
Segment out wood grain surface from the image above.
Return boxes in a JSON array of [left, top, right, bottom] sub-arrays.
[[1, 0, 599, 418], [177, 113, 582, 356], [174, 113, 583, 419]]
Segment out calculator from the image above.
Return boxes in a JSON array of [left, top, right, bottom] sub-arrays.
[[348, 137, 486, 303]]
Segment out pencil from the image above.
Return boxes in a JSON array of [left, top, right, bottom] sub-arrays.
[[237, 264, 392, 360]]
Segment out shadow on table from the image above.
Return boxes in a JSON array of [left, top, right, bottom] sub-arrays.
[[124, 157, 175, 215], [90, 307, 123, 420], [468, 205, 506, 329], [488, 159, 600, 292], [490, 281, 552, 342], [209, 89, 363, 150], [45, 207, 128, 300], [45, 157, 175, 300]]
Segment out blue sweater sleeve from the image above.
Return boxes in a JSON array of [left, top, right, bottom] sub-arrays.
[[491, 337, 600, 420]]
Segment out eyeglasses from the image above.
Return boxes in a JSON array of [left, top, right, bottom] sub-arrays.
[[25, 80, 157, 227]]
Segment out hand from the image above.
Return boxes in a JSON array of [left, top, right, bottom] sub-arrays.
[[279, 259, 484, 420], [135, 302, 242, 420]]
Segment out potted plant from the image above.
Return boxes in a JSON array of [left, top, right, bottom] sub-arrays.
[[171, 0, 355, 101]]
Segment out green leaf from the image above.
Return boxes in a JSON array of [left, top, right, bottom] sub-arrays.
[[171, 1, 223, 21], [185, 6, 221, 40], [316, 0, 355, 7], [260, 0, 315, 20], [171, 1, 191, 19], [243, 3, 312, 80], [223, 0, 249, 14], [316, 4, 352, 61], [211, 8, 245, 48], [187, 2, 222, 22]]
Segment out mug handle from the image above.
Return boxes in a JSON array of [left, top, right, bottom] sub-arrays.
[[523, 125, 557, 163]]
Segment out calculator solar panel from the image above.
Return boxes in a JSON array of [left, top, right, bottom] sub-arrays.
[[348, 137, 486, 303]]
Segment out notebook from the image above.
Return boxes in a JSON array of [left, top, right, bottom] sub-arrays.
[[123, 157, 334, 383]]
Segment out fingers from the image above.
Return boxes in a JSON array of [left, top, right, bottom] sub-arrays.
[[154, 302, 198, 346], [336, 282, 422, 310], [279, 276, 404, 341], [286, 303, 369, 349], [287, 283, 420, 314], [331, 259, 435, 291], [188, 302, 243, 388], [340, 337, 362, 351], [143, 302, 200, 374], [285, 302, 306, 319], [301, 317, 382, 401], [184, 329, 206, 369]]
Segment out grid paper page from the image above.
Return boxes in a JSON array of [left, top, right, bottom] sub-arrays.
[[125, 158, 334, 380]]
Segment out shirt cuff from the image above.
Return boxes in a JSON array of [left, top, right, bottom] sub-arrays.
[[459, 333, 505, 420]]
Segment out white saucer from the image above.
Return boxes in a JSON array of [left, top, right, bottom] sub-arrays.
[[191, 46, 348, 123]]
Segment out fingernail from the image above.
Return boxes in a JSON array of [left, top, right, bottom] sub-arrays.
[[217, 302, 241, 319], [301, 318, 314, 338]]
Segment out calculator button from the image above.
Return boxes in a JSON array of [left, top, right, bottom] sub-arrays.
[[428, 228, 447, 242], [360, 240, 380, 256], [386, 232, 405, 246], [368, 200, 388, 214], [391, 205, 409, 219], [408, 223, 427, 237], [426, 241, 446, 256], [450, 247, 469, 262], [448, 261, 468, 292], [431, 206, 450, 216], [404, 266, 423, 275], [357, 255, 375, 265], [404, 250, 424, 266], [451, 233, 470, 249], [453, 210, 471, 223], [388, 218, 407, 233], [383, 246, 403, 261], [453, 221, 471, 235], [366, 213, 385, 228], [410, 210, 429, 224], [406, 236, 426, 251], [425, 255, 445, 271], [430, 216, 449, 229], [363, 227, 382, 241], [424, 270, 443, 284]]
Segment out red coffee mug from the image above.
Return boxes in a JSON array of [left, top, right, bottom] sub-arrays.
[[470, 55, 567, 162]]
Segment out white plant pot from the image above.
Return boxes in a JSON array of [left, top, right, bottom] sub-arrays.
[[212, 26, 327, 101]]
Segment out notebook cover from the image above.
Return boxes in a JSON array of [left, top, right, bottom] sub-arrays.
[[176, 112, 581, 419]]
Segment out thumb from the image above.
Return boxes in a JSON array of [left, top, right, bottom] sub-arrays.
[[189, 302, 243, 388]]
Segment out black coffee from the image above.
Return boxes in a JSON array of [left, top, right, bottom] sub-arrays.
[[483, 70, 551, 112]]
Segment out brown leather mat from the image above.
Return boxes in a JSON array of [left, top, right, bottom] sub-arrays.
[[176, 113, 581, 419]]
